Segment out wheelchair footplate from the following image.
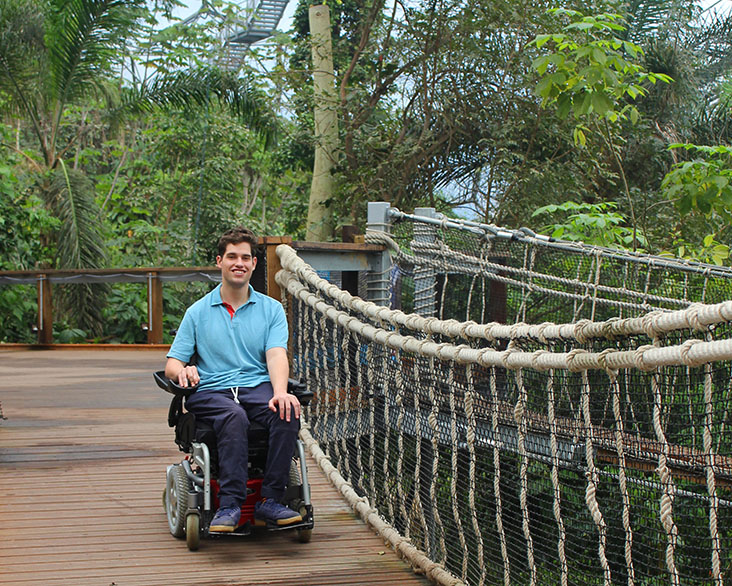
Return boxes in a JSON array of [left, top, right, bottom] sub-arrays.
[[207, 524, 253, 537], [253, 518, 314, 532]]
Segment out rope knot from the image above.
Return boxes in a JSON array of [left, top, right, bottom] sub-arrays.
[[633, 345, 657, 371], [601, 317, 622, 340], [641, 310, 665, 341], [573, 319, 592, 344], [531, 350, 551, 372], [686, 303, 707, 332], [501, 341, 518, 370], [566, 348, 590, 372], [510, 321, 528, 341], [534, 322, 554, 345], [597, 348, 618, 378], [679, 339, 706, 368]]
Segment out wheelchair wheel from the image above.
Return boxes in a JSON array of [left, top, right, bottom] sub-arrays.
[[288, 459, 301, 487], [164, 464, 189, 538], [186, 513, 200, 551], [287, 461, 312, 543]]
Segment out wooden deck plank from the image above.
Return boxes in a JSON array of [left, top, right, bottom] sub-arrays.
[[0, 349, 429, 586]]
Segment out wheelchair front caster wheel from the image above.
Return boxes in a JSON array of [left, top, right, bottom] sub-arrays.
[[186, 514, 200, 551], [297, 528, 312, 543]]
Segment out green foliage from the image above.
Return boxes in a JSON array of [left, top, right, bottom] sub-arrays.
[[662, 144, 732, 219], [660, 143, 732, 265], [532, 200, 647, 249], [531, 9, 672, 146]]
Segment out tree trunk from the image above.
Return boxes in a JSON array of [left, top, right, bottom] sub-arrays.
[[307, 4, 339, 242]]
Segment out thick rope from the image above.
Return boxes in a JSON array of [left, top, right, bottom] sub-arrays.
[[447, 362, 469, 581], [651, 367, 680, 585], [427, 356, 448, 563], [578, 368, 612, 585], [299, 424, 465, 585], [394, 342, 410, 540], [703, 357, 723, 585], [546, 367, 569, 586], [607, 363, 636, 586], [513, 361, 538, 585], [464, 363, 487, 586], [491, 365, 511, 586], [276, 268, 732, 371], [277, 245, 732, 344]]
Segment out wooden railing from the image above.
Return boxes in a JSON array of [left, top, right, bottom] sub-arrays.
[[0, 237, 385, 345]]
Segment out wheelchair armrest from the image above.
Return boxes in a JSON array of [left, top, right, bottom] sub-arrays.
[[287, 378, 314, 406], [154, 371, 310, 403], [153, 370, 198, 397]]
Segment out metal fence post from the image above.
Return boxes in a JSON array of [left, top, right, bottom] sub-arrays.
[[412, 207, 437, 317], [366, 202, 392, 306]]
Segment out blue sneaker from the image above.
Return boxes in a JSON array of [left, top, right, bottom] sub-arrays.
[[209, 506, 241, 532], [254, 498, 302, 526]]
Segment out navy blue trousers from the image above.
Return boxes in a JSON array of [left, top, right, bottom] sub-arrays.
[[184, 382, 299, 509]]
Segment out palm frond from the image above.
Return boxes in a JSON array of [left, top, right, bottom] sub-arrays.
[[689, 10, 732, 87], [0, 0, 46, 127], [622, 0, 697, 43], [42, 163, 109, 335], [44, 163, 108, 271], [115, 66, 278, 148], [46, 0, 145, 114]]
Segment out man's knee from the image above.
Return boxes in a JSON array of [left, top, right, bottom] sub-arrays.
[[269, 414, 299, 436], [215, 404, 249, 436]]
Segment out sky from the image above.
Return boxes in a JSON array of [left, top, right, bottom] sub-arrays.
[[167, 0, 731, 40]]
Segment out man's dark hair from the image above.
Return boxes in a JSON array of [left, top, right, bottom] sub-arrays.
[[217, 227, 259, 257]]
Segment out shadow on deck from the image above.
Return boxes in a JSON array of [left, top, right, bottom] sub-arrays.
[[0, 349, 429, 586]]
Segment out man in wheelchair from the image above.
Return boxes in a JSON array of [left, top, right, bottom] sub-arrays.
[[165, 226, 303, 533]]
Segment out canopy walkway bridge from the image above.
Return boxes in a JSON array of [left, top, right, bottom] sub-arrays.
[[180, 0, 291, 69], [2, 202, 732, 585]]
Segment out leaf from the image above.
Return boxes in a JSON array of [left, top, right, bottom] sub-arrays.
[[573, 127, 586, 147], [533, 34, 552, 49]]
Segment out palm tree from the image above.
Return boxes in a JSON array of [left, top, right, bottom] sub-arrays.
[[0, 0, 276, 334]]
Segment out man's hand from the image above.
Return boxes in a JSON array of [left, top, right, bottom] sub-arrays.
[[176, 365, 200, 388], [269, 392, 301, 422], [165, 357, 199, 388]]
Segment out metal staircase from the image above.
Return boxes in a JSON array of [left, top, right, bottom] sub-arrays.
[[180, 0, 291, 70]]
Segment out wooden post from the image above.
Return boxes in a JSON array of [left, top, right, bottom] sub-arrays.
[[262, 236, 293, 302], [341, 225, 360, 297], [147, 272, 163, 344], [489, 257, 508, 324], [37, 274, 53, 344]]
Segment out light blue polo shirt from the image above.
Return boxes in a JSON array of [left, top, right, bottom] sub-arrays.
[[167, 284, 288, 391]]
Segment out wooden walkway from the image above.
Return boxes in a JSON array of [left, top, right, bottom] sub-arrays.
[[0, 349, 429, 586]]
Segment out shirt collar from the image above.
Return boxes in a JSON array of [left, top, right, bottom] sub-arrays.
[[211, 284, 258, 307]]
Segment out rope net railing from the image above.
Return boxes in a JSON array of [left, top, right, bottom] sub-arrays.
[[277, 235, 732, 586], [375, 208, 732, 324]]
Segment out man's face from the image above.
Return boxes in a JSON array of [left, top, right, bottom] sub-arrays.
[[216, 241, 257, 289]]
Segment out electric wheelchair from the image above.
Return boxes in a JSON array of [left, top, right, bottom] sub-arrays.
[[154, 371, 315, 550]]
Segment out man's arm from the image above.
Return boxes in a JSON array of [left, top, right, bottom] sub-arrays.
[[165, 357, 200, 388], [266, 347, 300, 422]]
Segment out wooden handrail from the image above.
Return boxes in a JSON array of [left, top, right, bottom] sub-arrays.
[[0, 238, 384, 345]]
